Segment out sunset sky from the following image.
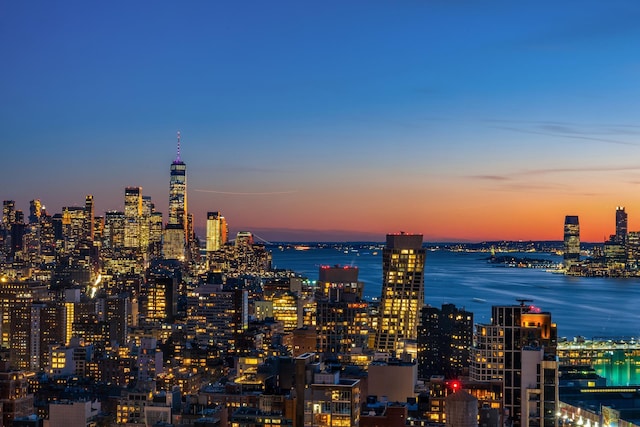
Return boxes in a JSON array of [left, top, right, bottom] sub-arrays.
[[2, 1, 640, 241]]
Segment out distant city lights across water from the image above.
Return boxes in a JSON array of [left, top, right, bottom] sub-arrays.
[[271, 245, 640, 340]]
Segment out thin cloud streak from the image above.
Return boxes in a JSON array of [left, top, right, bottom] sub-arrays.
[[467, 165, 640, 196], [194, 189, 298, 196], [493, 126, 639, 146], [520, 165, 640, 176], [470, 175, 511, 181], [467, 165, 640, 181]]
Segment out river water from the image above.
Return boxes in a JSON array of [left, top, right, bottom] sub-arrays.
[[271, 246, 640, 340]]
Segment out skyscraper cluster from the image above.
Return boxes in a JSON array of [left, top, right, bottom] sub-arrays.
[[0, 134, 593, 427], [563, 206, 640, 276]]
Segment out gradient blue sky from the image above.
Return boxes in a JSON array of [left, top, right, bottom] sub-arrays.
[[2, 1, 640, 241]]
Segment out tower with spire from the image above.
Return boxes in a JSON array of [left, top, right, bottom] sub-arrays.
[[168, 131, 187, 231], [162, 132, 189, 261]]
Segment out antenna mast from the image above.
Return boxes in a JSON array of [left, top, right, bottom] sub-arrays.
[[176, 131, 182, 162]]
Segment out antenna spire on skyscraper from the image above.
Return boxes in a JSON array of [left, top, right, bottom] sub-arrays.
[[176, 131, 182, 163]]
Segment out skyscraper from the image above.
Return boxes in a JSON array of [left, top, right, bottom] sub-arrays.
[[103, 211, 125, 249], [28, 199, 42, 224], [205, 211, 228, 252], [616, 206, 628, 244], [417, 303, 473, 379], [374, 232, 426, 353], [2, 200, 15, 227], [124, 187, 142, 218], [168, 132, 187, 233], [124, 187, 142, 249], [315, 265, 368, 355], [563, 215, 580, 269], [85, 194, 95, 241], [470, 303, 558, 427]]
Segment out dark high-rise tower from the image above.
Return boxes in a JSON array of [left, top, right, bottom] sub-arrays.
[[417, 303, 473, 379], [616, 206, 628, 244], [169, 132, 187, 233], [28, 199, 42, 224], [375, 232, 425, 353], [85, 194, 95, 241], [563, 215, 580, 268]]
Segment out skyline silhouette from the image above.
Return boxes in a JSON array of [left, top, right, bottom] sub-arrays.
[[2, 1, 640, 241]]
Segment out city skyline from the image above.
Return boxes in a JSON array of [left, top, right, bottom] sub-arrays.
[[3, 1, 640, 241]]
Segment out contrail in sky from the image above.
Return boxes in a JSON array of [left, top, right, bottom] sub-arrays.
[[194, 189, 298, 196]]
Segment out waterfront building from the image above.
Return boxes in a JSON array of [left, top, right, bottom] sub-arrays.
[[616, 206, 628, 244], [417, 303, 473, 380], [374, 233, 425, 353], [470, 303, 558, 427], [604, 239, 627, 270], [206, 211, 228, 252], [627, 231, 640, 270], [563, 215, 580, 268], [557, 338, 640, 386]]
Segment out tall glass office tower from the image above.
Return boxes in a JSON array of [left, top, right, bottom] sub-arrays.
[[169, 132, 187, 232], [616, 206, 628, 244], [563, 215, 580, 268]]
